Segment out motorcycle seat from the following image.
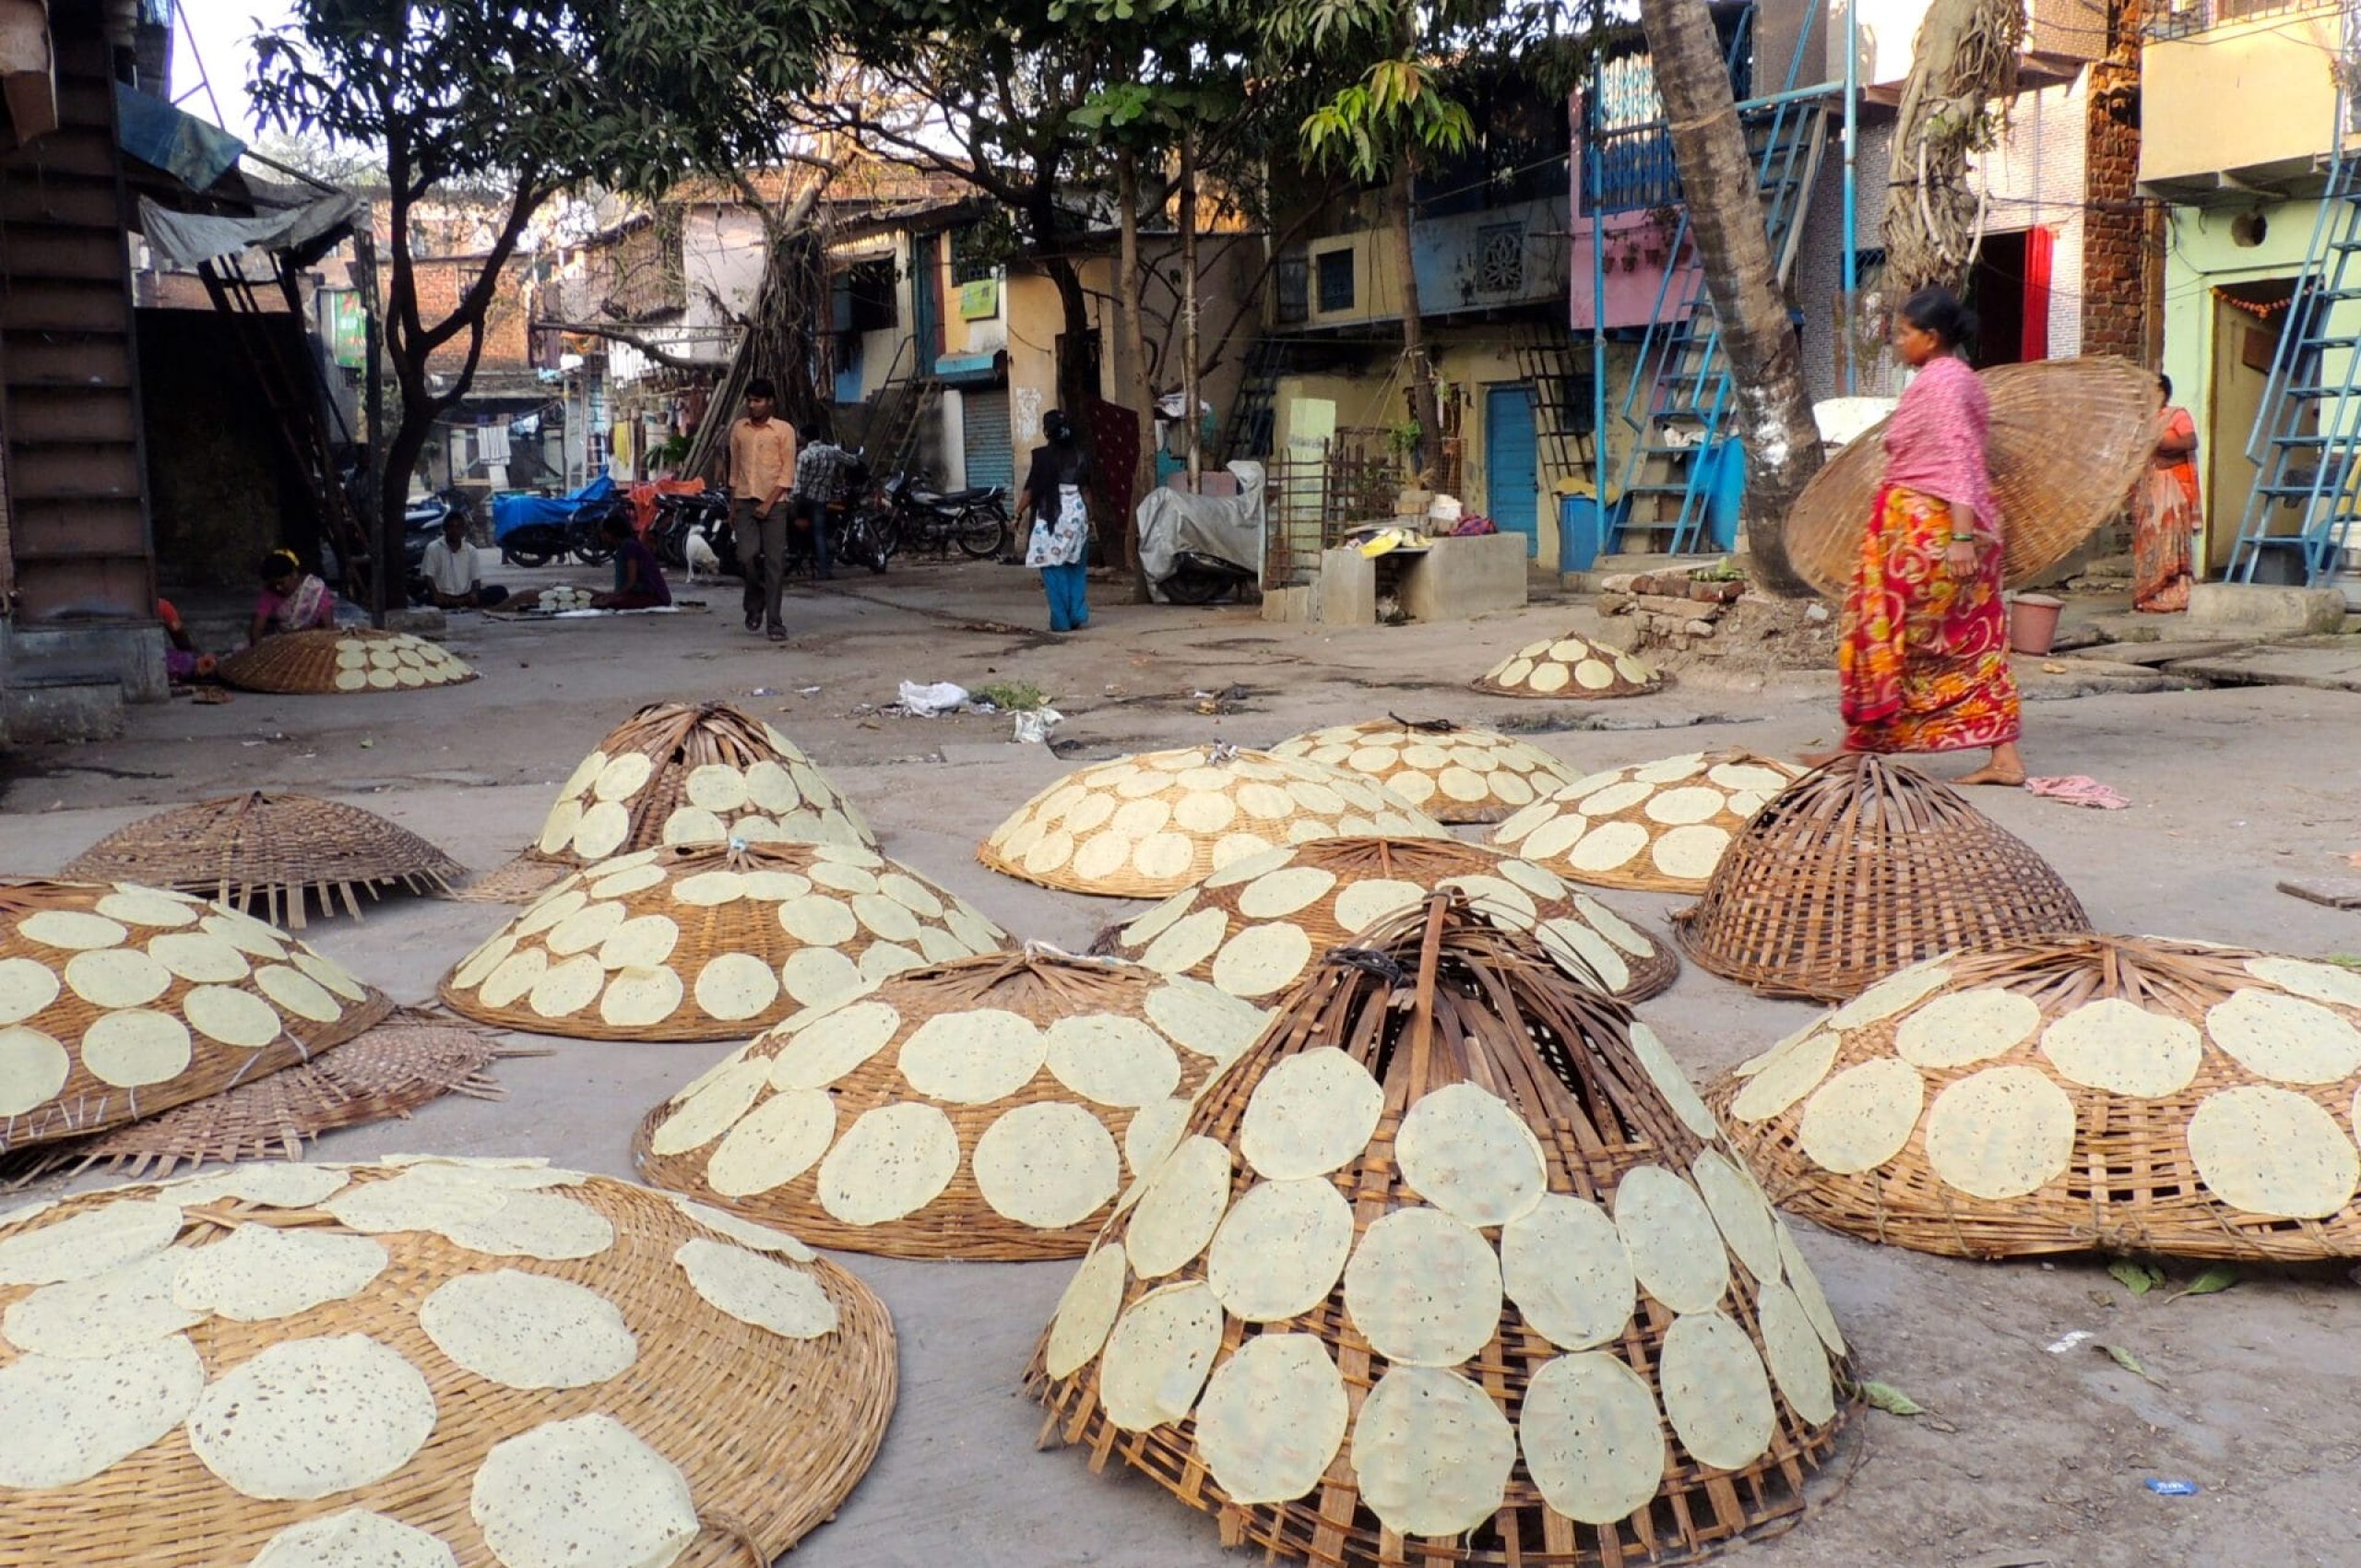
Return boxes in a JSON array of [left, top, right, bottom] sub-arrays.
[[915, 486, 1000, 505]]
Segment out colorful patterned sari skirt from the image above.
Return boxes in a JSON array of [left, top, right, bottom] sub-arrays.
[[1839, 483, 2023, 755]]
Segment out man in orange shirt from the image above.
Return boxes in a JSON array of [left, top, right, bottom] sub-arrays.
[[726, 377, 798, 641]]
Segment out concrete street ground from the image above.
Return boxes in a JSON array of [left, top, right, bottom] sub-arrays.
[[6, 556, 2360, 1568]]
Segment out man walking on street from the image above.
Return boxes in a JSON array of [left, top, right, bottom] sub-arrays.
[[790, 432, 858, 582], [726, 377, 797, 641]]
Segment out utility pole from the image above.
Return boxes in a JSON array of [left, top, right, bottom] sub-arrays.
[[355, 230, 390, 627]]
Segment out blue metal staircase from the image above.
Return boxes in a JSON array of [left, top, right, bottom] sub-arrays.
[[2230, 152, 2361, 585], [1607, 16, 1829, 556]]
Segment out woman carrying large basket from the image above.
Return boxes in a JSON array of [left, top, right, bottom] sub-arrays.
[[1827, 287, 2027, 787]]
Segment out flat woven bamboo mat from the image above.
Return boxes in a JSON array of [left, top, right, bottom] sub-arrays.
[[1674, 755, 2090, 1001], [1031, 896, 1857, 1568], [63, 792, 463, 929], [634, 951, 1263, 1260], [215, 628, 475, 695], [1709, 934, 2361, 1262], [0, 1164, 896, 1568]]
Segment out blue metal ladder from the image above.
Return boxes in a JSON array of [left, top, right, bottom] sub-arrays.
[[2230, 151, 2361, 585], [1608, 18, 1828, 556]]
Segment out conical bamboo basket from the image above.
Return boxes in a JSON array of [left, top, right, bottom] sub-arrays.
[[1474, 635, 1663, 699], [979, 745, 1448, 898], [1673, 755, 2090, 1001], [1710, 934, 2361, 1262], [1029, 897, 1856, 1568], [1490, 751, 1804, 895], [635, 952, 1269, 1260], [439, 841, 1012, 1041], [0, 880, 392, 1156], [215, 628, 475, 694], [1091, 837, 1678, 1004], [474, 702, 875, 902], [1268, 719, 1586, 825], [64, 792, 463, 928], [1784, 356, 2162, 597], [0, 1161, 895, 1567]]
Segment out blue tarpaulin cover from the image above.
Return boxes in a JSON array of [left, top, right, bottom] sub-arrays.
[[115, 85, 243, 191], [492, 473, 613, 540]]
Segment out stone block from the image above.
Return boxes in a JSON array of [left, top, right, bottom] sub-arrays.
[[1316, 548, 1377, 625], [3, 681, 125, 744], [1261, 586, 1313, 624], [1397, 534, 1528, 623], [2185, 583, 2348, 637]]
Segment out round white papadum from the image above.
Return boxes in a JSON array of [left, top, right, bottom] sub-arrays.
[[1204, 1177, 1354, 1321], [0, 1197, 183, 1287], [1499, 1194, 1635, 1351], [1341, 1206, 1502, 1367], [1097, 1280, 1224, 1431], [186, 1334, 436, 1501], [250, 1510, 458, 1568], [170, 1223, 388, 1323], [1656, 1310, 1778, 1472], [0, 1335, 207, 1487], [1124, 1134, 1231, 1278], [418, 1269, 638, 1390], [1392, 1082, 1548, 1227], [1349, 1364, 1517, 1538], [816, 1101, 960, 1225], [1192, 1333, 1350, 1503], [673, 1236, 838, 1338], [1044, 1243, 1129, 1379], [1238, 1047, 1382, 1180], [1518, 1350, 1667, 1525], [970, 1102, 1122, 1229], [470, 1413, 699, 1568], [2038, 999, 2203, 1096], [1612, 1166, 1730, 1315], [2, 1251, 200, 1358]]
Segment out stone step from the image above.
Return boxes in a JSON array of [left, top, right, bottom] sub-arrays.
[[2, 678, 125, 743]]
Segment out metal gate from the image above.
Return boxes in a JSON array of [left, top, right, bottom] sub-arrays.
[[962, 388, 1014, 490]]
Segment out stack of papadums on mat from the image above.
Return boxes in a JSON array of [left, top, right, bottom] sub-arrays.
[[978, 745, 1449, 898], [442, 841, 1012, 1041], [635, 951, 1272, 1260], [1674, 755, 2092, 1002], [1267, 719, 1587, 825], [1473, 635, 1664, 699], [1030, 897, 1857, 1568], [1489, 751, 1804, 895], [214, 628, 475, 694], [1710, 934, 2361, 1262], [1092, 836, 1678, 1004], [472, 701, 875, 903], [0, 880, 397, 1161], [63, 792, 465, 929], [0, 1157, 896, 1566]]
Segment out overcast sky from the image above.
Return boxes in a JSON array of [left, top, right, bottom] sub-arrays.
[[173, 0, 296, 140]]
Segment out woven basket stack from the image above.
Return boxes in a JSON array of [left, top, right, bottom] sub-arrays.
[[1267, 719, 1585, 825], [440, 842, 1012, 1040], [476, 702, 876, 903], [978, 745, 1448, 898], [1091, 836, 1678, 1004], [1490, 750, 1804, 895], [1674, 755, 2091, 1002], [1711, 934, 2361, 1262], [64, 792, 463, 929], [1783, 356, 2162, 597], [215, 628, 474, 695], [635, 953, 1271, 1260], [0, 879, 393, 1158], [0, 1161, 895, 1567], [1030, 897, 1856, 1567], [1473, 634, 1663, 699]]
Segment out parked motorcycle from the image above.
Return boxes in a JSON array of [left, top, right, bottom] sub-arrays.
[[1158, 548, 1260, 605], [651, 488, 735, 575], [831, 454, 897, 576], [878, 474, 1009, 560]]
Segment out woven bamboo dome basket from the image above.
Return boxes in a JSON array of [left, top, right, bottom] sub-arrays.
[[1784, 356, 2162, 598], [1267, 719, 1585, 826], [1490, 751, 1805, 895], [978, 745, 1450, 898], [1672, 755, 2091, 1003], [439, 841, 1012, 1041], [1028, 897, 1857, 1568], [0, 880, 393, 1157], [1473, 634, 1663, 700], [215, 628, 476, 695], [0, 1158, 894, 1567], [1709, 935, 2361, 1263], [63, 792, 464, 929], [6, 1012, 528, 1183], [635, 951, 1272, 1261], [473, 701, 877, 904], [1091, 837, 1679, 1005]]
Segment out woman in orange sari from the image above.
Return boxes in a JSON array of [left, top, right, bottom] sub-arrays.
[[1832, 287, 2026, 785], [2133, 374, 2201, 612]]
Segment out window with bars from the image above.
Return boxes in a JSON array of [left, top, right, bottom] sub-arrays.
[[1316, 249, 1356, 314]]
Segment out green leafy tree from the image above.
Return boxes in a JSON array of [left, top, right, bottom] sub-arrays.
[[248, 0, 837, 599]]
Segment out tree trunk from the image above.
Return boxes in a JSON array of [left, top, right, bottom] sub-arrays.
[[1639, 0, 1821, 596], [1388, 159, 1442, 484], [1114, 149, 1157, 588], [1884, 0, 2023, 299], [1180, 132, 1204, 492]]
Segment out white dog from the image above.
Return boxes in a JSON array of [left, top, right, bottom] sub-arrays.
[[683, 530, 721, 584]]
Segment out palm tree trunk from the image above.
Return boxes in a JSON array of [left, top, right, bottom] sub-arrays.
[[1389, 159, 1443, 483], [1638, 0, 1821, 595], [1115, 149, 1157, 587]]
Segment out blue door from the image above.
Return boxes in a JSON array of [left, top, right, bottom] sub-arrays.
[[1485, 384, 1539, 557]]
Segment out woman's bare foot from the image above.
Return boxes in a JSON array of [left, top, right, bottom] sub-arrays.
[[1953, 742, 2027, 787]]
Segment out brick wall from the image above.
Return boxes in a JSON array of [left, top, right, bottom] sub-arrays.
[[406, 254, 534, 374], [2080, 0, 2153, 364]]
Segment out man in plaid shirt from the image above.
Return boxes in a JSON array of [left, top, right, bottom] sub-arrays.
[[790, 438, 860, 581]]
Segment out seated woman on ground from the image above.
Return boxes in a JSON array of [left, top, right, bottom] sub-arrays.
[[590, 512, 671, 610], [248, 549, 336, 647]]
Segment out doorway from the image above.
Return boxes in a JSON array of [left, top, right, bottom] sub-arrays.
[[1484, 384, 1539, 557], [2206, 279, 2296, 573], [1965, 228, 2053, 367]]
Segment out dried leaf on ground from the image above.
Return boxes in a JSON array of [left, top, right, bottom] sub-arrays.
[[1857, 1379, 1927, 1417]]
